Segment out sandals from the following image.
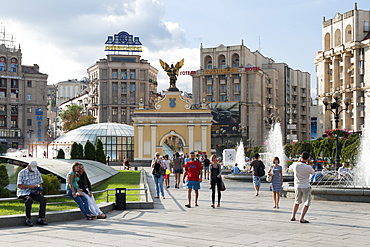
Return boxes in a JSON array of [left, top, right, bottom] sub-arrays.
[[300, 220, 310, 223], [86, 217, 94, 220], [211, 204, 215, 208], [185, 204, 191, 208], [97, 214, 107, 219]]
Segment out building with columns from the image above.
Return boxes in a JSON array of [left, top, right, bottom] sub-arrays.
[[315, 3, 370, 136], [191, 43, 311, 150]]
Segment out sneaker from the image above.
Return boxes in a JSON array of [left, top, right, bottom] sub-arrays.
[[25, 219, 33, 227], [36, 219, 48, 225]]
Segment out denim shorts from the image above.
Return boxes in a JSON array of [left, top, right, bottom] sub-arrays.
[[253, 176, 261, 187], [186, 180, 200, 190]]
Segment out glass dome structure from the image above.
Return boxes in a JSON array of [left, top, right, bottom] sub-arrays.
[[52, 123, 134, 161]]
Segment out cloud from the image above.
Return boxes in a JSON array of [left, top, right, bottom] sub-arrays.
[[1, 0, 196, 88]]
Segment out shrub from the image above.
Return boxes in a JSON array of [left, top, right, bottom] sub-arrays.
[[78, 143, 84, 159], [57, 149, 65, 159], [70, 142, 79, 159], [0, 164, 10, 197], [41, 174, 61, 195], [84, 140, 96, 160], [95, 139, 106, 164]]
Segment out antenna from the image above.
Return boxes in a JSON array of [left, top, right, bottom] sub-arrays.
[[258, 36, 262, 53]]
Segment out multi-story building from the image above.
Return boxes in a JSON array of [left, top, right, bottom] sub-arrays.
[[0, 29, 48, 149], [315, 3, 370, 136], [192, 43, 310, 150], [87, 54, 158, 124], [56, 79, 88, 106]]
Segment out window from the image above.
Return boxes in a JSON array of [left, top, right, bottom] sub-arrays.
[[113, 97, 118, 103], [0, 63, 5, 71], [292, 86, 297, 92], [121, 96, 127, 104], [27, 81, 32, 87], [221, 75, 226, 81], [207, 76, 212, 81], [235, 94, 240, 101], [130, 71, 135, 79], [221, 95, 227, 101], [112, 69, 118, 79], [233, 59, 239, 68], [220, 85, 227, 93], [112, 108, 118, 116], [301, 88, 306, 93], [11, 79, 18, 88], [121, 71, 127, 80], [301, 106, 306, 111], [221, 60, 226, 69], [207, 96, 213, 102], [27, 94, 32, 100], [0, 118, 5, 127], [10, 64, 17, 72], [207, 61, 212, 69], [27, 107, 32, 113], [121, 84, 127, 93], [11, 118, 17, 127], [301, 97, 306, 103], [112, 84, 118, 91], [121, 108, 126, 115], [207, 85, 213, 94], [0, 78, 5, 87], [27, 119, 32, 126], [234, 84, 240, 93], [234, 74, 240, 79], [292, 95, 297, 100], [130, 83, 135, 92]]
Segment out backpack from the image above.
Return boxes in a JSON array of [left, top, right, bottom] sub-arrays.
[[257, 161, 265, 177]]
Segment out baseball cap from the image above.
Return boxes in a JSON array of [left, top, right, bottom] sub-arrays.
[[29, 161, 38, 171]]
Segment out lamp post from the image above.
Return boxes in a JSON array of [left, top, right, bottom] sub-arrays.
[[216, 128, 226, 155], [263, 113, 281, 127], [232, 123, 246, 144], [322, 92, 351, 170]]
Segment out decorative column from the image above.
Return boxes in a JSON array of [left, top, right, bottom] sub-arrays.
[[138, 125, 144, 159], [188, 124, 194, 152], [201, 125, 207, 152], [151, 124, 157, 157]]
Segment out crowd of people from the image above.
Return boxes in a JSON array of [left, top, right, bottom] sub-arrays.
[[16, 151, 317, 226]]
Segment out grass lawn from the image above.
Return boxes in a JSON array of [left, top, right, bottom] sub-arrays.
[[0, 170, 140, 216]]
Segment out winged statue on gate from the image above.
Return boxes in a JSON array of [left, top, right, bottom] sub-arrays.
[[159, 58, 184, 91]]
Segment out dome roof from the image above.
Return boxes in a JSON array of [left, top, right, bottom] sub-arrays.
[[52, 122, 134, 145]]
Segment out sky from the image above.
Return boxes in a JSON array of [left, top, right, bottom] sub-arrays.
[[1, 0, 369, 97]]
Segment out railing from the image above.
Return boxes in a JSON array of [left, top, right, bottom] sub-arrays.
[[0, 188, 148, 205]]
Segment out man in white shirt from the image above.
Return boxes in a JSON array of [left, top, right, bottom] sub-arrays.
[[289, 152, 315, 223]]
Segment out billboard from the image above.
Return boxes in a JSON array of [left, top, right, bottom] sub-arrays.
[[207, 101, 240, 134], [105, 31, 142, 52]]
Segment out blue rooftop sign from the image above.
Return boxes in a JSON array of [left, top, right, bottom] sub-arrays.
[[105, 31, 142, 52]]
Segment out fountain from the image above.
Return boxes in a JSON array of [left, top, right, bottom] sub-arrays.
[[235, 140, 245, 169], [265, 122, 287, 173], [354, 117, 370, 187]]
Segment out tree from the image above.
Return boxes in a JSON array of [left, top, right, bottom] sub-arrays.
[[78, 143, 84, 159], [70, 142, 79, 159], [0, 144, 8, 155], [59, 104, 96, 132], [84, 140, 96, 160], [41, 174, 61, 195], [95, 139, 106, 164], [0, 164, 10, 197], [57, 149, 65, 159]]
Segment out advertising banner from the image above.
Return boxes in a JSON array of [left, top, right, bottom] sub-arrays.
[[207, 101, 240, 134]]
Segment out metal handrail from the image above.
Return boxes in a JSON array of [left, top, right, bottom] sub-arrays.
[[0, 188, 148, 204]]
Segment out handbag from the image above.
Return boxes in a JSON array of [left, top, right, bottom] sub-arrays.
[[266, 174, 273, 182], [221, 179, 226, 191]]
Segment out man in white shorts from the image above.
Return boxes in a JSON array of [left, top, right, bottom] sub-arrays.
[[289, 151, 315, 223]]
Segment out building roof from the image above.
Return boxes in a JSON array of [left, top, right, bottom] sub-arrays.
[[52, 122, 134, 146], [0, 157, 118, 184], [22, 65, 46, 75]]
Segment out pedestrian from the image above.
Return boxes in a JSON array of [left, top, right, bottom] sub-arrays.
[[163, 154, 171, 189], [267, 157, 283, 208], [290, 151, 315, 223], [173, 152, 184, 189], [248, 153, 265, 196], [17, 160, 48, 226], [66, 162, 94, 220], [151, 152, 165, 199], [232, 163, 240, 174], [203, 155, 210, 180], [77, 164, 107, 219], [209, 154, 222, 208], [183, 151, 203, 208]]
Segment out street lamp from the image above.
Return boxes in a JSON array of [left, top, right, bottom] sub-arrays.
[[232, 123, 246, 143], [263, 113, 281, 126], [322, 91, 351, 169]]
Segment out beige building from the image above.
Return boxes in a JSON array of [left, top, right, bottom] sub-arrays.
[[0, 31, 48, 150], [87, 54, 158, 124], [315, 3, 370, 135], [56, 79, 88, 107], [192, 43, 310, 150]]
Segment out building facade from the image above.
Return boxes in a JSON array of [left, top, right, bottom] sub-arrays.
[[0, 40, 48, 150], [87, 54, 158, 124], [315, 3, 370, 136], [56, 79, 88, 107], [192, 43, 311, 151]]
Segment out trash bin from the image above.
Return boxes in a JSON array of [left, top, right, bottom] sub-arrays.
[[115, 188, 126, 210]]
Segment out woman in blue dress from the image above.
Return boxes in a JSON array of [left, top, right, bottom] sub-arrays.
[[267, 157, 283, 208]]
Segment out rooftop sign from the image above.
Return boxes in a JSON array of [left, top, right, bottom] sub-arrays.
[[105, 31, 142, 52]]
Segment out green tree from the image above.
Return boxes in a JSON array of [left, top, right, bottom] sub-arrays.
[[84, 140, 96, 160], [57, 149, 65, 159], [70, 142, 79, 159], [59, 104, 96, 132], [0, 144, 8, 155], [78, 143, 84, 159], [0, 164, 10, 197], [41, 174, 61, 195], [95, 139, 106, 164]]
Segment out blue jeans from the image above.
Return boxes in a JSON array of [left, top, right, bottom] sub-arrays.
[[67, 189, 91, 218], [152, 175, 164, 197]]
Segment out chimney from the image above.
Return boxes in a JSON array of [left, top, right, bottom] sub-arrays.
[[33, 64, 39, 71]]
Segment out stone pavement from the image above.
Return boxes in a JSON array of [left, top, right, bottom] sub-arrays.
[[1, 169, 370, 247]]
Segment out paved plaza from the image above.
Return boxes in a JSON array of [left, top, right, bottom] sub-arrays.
[[1, 170, 370, 246]]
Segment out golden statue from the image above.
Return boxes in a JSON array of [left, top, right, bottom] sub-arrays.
[[159, 58, 184, 91]]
